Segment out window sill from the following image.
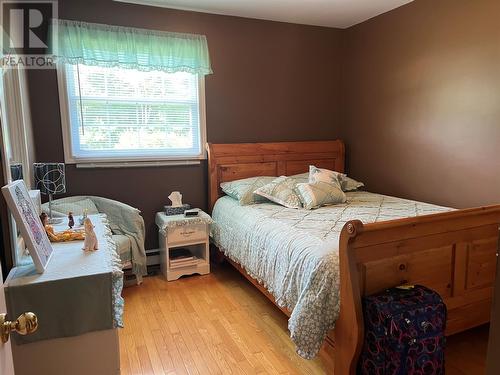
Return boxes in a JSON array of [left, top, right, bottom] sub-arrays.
[[75, 159, 202, 169]]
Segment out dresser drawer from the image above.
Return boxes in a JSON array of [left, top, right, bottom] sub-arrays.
[[167, 223, 207, 245]]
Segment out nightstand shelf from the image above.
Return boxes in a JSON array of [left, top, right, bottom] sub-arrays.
[[156, 211, 212, 281]]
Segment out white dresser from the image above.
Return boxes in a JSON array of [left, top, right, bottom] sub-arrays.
[[4, 214, 121, 375]]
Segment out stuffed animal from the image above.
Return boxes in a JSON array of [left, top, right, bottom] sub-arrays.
[[82, 217, 98, 251]]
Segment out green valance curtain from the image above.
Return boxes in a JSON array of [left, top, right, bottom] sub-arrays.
[[51, 19, 212, 75]]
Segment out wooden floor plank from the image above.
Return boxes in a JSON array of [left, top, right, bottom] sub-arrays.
[[136, 345, 154, 375], [119, 263, 490, 374], [151, 329, 176, 374]]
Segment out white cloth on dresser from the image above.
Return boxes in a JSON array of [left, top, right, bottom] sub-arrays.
[[5, 214, 124, 344]]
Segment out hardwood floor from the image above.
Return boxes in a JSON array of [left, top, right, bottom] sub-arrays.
[[119, 263, 490, 374]]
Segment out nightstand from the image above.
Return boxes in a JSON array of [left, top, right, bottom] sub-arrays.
[[155, 210, 212, 281]]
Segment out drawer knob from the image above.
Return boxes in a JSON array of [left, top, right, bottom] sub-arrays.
[[399, 263, 406, 271]]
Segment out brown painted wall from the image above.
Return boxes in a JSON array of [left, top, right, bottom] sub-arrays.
[[28, 0, 343, 249], [340, 0, 500, 208], [29, 0, 500, 250]]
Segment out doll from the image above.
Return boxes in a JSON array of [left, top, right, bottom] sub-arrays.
[[41, 212, 58, 242], [44, 225, 85, 242], [41, 211, 84, 242], [40, 212, 49, 226], [82, 217, 98, 251], [68, 212, 74, 229]]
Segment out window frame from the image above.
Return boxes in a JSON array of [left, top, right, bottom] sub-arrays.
[[56, 63, 207, 166]]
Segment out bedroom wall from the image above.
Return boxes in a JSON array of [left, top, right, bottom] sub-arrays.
[[340, 0, 500, 208], [28, 0, 343, 249]]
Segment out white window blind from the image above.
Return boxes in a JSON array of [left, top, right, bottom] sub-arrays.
[[61, 64, 205, 163]]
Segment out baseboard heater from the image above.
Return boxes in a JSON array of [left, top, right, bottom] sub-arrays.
[[146, 248, 160, 266]]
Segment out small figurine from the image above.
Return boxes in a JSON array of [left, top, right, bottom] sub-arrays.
[[168, 191, 183, 207], [78, 208, 88, 226], [68, 212, 74, 229], [82, 217, 98, 252]]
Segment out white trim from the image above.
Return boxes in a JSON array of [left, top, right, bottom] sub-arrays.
[[1, 68, 35, 188], [56, 63, 208, 165], [198, 76, 207, 159], [56, 64, 76, 164], [17, 70, 36, 187], [0, 75, 19, 268], [76, 159, 201, 169], [0, 68, 36, 268]]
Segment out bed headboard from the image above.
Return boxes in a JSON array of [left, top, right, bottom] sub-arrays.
[[206, 140, 345, 211]]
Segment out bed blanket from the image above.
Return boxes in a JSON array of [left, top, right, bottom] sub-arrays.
[[211, 191, 451, 359]]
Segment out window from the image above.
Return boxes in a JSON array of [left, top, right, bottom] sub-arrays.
[[58, 64, 206, 164]]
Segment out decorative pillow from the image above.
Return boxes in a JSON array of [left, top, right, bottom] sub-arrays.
[[295, 182, 347, 210], [49, 198, 99, 216], [339, 176, 364, 192], [220, 176, 276, 205], [254, 176, 303, 209], [289, 172, 309, 182], [308, 165, 343, 189]]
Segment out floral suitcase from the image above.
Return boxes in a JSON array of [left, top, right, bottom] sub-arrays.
[[358, 285, 447, 375]]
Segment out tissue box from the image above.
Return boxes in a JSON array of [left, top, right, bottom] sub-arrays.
[[164, 204, 191, 216]]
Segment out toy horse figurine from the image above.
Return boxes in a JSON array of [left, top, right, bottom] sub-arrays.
[[82, 217, 98, 252]]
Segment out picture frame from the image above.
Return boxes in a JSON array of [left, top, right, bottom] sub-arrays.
[[2, 180, 53, 273]]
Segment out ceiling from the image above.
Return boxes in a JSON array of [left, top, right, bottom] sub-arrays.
[[115, 0, 415, 29]]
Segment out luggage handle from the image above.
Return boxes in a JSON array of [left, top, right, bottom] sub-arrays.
[[396, 282, 413, 290]]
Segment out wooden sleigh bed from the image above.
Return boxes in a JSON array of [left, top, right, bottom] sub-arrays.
[[207, 140, 500, 374]]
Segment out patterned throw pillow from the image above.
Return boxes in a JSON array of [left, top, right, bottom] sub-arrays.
[[289, 172, 309, 183], [309, 165, 365, 192], [254, 176, 303, 209], [220, 176, 276, 205], [308, 165, 343, 188], [295, 182, 347, 210], [340, 176, 364, 192]]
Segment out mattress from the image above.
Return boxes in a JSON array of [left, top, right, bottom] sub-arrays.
[[210, 191, 451, 359]]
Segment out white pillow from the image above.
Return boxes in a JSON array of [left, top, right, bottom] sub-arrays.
[[254, 176, 303, 209], [340, 176, 364, 192], [289, 172, 309, 182], [295, 182, 346, 210], [308, 165, 364, 192], [220, 176, 276, 205], [308, 165, 343, 189]]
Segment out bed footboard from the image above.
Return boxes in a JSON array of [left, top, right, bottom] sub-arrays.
[[334, 205, 500, 374]]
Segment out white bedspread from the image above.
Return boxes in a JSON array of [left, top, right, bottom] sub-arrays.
[[210, 191, 451, 359]]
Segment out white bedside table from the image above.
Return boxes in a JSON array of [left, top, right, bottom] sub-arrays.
[[155, 210, 212, 281]]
